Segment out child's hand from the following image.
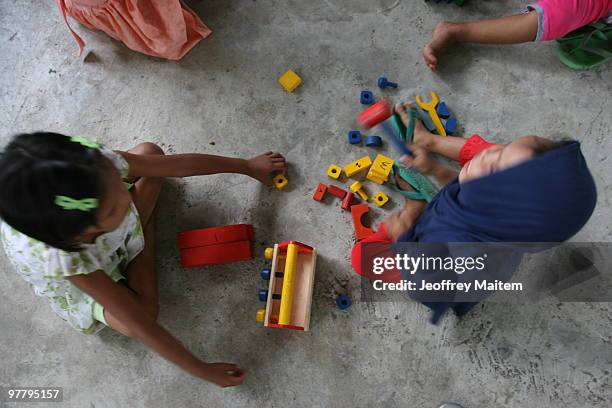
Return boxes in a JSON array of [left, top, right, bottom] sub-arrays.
[[246, 152, 287, 186], [202, 362, 247, 387], [400, 146, 435, 175]]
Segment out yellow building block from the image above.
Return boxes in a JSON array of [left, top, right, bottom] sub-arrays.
[[273, 174, 289, 190], [344, 156, 372, 178], [327, 164, 342, 180], [264, 247, 274, 260], [367, 154, 394, 183], [256, 308, 266, 322], [350, 181, 369, 201], [278, 70, 302, 92], [373, 191, 390, 207]]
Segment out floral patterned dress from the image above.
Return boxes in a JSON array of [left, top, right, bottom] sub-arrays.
[[1, 149, 144, 334]]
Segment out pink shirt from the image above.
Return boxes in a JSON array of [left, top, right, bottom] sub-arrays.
[[534, 0, 612, 41]]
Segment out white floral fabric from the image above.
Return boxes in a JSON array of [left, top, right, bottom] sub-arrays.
[[1, 148, 144, 334]]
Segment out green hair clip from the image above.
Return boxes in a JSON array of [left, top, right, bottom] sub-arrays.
[[54, 195, 99, 212], [70, 136, 100, 149]]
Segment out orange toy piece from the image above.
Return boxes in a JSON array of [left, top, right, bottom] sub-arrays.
[[350, 203, 375, 240], [177, 224, 254, 267]]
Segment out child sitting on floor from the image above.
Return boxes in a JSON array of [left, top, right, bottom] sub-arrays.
[[0, 132, 287, 387], [423, 0, 612, 70], [352, 103, 597, 322]]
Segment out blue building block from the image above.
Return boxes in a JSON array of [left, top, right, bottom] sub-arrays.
[[444, 117, 458, 135], [437, 102, 450, 119], [365, 135, 383, 147], [258, 289, 268, 301], [377, 76, 398, 89], [260, 268, 271, 280], [336, 294, 352, 310], [348, 130, 362, 144], [360, 90, 374, 105]]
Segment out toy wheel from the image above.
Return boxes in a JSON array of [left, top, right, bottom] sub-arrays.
[[258, 289, 268, 301], [260, 268, 271, 280], [256, 308, 266, 322], [264, 247, 274, 260], [336, 294, 352, 310]]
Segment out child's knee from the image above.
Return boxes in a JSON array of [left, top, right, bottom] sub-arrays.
[[133, 142, 165, 156]]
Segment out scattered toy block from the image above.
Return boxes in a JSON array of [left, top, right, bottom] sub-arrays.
[[437, 102, 450, 119], [313, 183, 328, 202], [180, 240, 253, 267], [348, 130, 362, 145], [341, 192, 356, 211], [327, 164, 342, 180], [264, 247, 274, 260], [377, 77, 398, 89], [327, 185, 347, 199], [367, 154, 394, 184], [336, 294, 352, 309], [256, 308, 266, 322], [373, 191, 390, 207], [261, 268, 271, 280], [177, 224, 254, 250], [364, 135, 383, 147], [273, 174, 289, 190], [350, 181, 369, 201], [360, 90, 374, 105], [351, 203, 375, 240], [357, 99, 392, 129], [259, 289, 268, 301], [278, 69, 302, 92], [444, 117, 457, 135], [344, 155, 372, 177]]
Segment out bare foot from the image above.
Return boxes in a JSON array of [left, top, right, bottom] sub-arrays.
[[422, 21, 457, 71], [394, 103, 436, 150]]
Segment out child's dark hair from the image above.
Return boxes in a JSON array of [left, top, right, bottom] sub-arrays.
[[0, 132, 104, 251]]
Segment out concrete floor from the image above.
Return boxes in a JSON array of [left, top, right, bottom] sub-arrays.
[[1, 0, 611, 407]]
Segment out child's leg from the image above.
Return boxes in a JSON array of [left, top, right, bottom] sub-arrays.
[[104, 143, 164, 335], [395, 103, 467, 161], [423, 11, 539, 70]]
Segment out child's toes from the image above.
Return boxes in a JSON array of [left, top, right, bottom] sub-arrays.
[[422, 45, 438, 70]]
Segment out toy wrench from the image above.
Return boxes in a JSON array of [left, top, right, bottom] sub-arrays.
[[416, 91, 447, 136]]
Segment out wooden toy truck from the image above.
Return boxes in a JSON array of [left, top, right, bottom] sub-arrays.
[[256, 241, 317, 331]]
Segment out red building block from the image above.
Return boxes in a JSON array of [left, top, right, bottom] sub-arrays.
[[341, 192, 356, 212], [327, 185, 347, 199], [351, 203, 375, 240], [177, 224, 254, 249], [180, 240, 253, 267], [313, 183, 328, 202]]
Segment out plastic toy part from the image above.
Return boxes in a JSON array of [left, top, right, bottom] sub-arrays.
[[373, 191, 390, 207], [377, 77, 398, 89], [351, 203, 375, 240], [367, 154, 395, 184], [264, 247, 274, 260], [341, 192, 356, 211], [444, 117, 458, 135], [437, 102, 450, 119], [327, 185, 347, 199], [416, 91, 447, 136], [256, 308, 266, 322], [177, 224, 255, 268], [350, 181, 368, 201], [261, 268, 271, 280], [344, 156, 373, 177], [273, 174, 289, 190], [348, 130, 362, 145], [278, 69, 302, 92], [259, 289, 269, 301], [278, 243, 298, 325], [327, 164, 342, 180], [364, 135, 383, 147], [336, 294, 352, 310], [356, 99, 392, 129], [360, 90, 374, 105], [313, 183, 328, 202]]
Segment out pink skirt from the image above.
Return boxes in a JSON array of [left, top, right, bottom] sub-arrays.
[[56, 0, 212, 60]]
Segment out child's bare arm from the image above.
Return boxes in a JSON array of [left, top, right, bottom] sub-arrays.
[[400, 146, 459, 187], [118, 150, 287, 186], [67, 271, 246, 387]]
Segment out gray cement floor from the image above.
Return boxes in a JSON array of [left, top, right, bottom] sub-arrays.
[[1, 1, 611, 407]]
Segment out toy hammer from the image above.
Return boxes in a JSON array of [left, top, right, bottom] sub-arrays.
[[356, 99, 412, 156]]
